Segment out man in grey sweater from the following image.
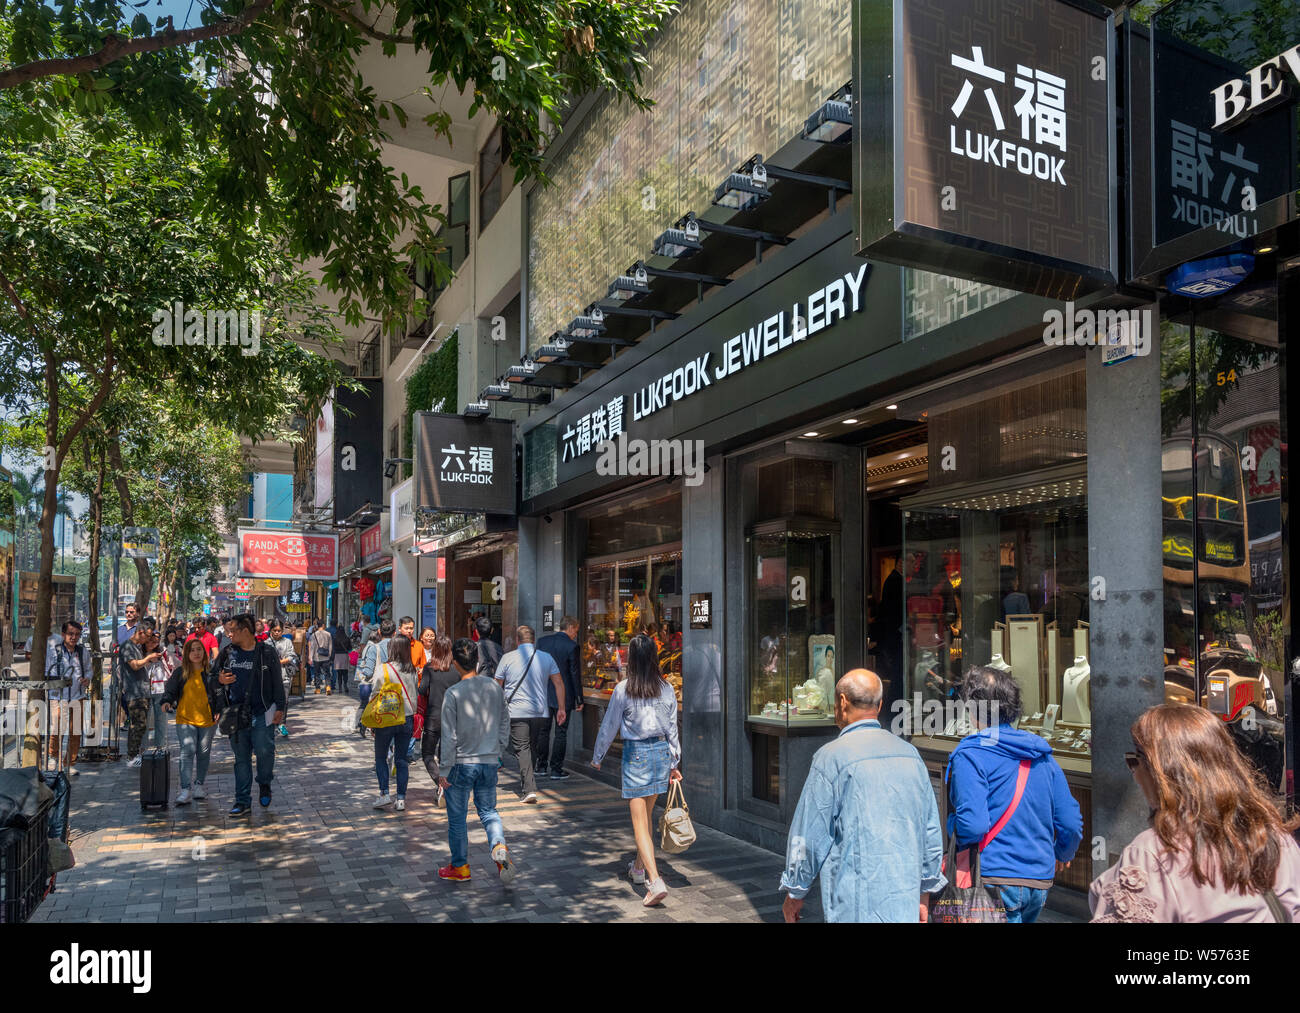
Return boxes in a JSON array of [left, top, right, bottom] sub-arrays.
[[437, 638, 516, 885]]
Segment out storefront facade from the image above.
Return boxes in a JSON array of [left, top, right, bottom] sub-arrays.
[[510, 0, 1296, 909]]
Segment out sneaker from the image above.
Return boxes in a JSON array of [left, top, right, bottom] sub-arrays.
[[522, 792, 538, 804], [176, 789, 192, 805], [493, 844, 516, 885], [395, 798, 406, 812], [326, 686, 332, 695], [68, 766, 79, 777], [373, 794, 393, 809], [192, 783, 207, 800], [259, 786, 272, 807], [643, 878, 668, 907], [126, 756, 142, 768], [314, 687, 321, 695], [628, 861, 646, 885], [438, 864, 471, 882], [229, 803, 251, 816], [549, 770, 571, 781]]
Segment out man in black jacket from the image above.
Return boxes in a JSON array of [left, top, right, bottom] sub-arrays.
[[212, 613, 286, 815], [536, 617, 584, 780], [474, 615, 503, 680]]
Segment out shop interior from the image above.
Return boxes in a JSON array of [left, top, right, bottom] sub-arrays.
[[444, 535, 517, 649]]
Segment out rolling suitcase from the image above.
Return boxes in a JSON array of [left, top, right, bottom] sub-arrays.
[[140, 748, 169, 810]]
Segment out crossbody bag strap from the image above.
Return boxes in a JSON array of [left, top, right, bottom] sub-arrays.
[[1264, 889, 1292, 923], [506, 648, 538, 705], [979, 759, 1031, 852]]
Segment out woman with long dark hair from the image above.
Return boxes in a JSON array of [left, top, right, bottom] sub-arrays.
[[333, 623, 352, 695], [591, 634, 681, 907], [1091, 704, 1300, 922], [371, 633, 420, 811], [417, 633, 458, 809]]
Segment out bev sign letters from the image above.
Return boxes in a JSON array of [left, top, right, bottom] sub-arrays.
[[856, 0, 1116, 296], [238, 529, 339, 580]]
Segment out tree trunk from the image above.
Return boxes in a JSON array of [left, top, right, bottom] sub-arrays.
[[26, 354, 61, 765], [85, 439, 105, 686], [106, 432, 152, 612]]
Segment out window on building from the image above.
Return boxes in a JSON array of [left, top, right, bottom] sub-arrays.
[[479, 126, 513, 234], [387, 422, 400, 494], [430, 172, 471, 304], [358, 328, 381, 377]]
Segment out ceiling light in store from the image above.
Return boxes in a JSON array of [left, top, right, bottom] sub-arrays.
[[713, 157, 770, 212], [843, 419, 859, 425], [802, 89, 853, 143], [804, 432, 820, 438], [653, 218, 702, 259], [887, 404, 899, 411], [608, 264, 651, 301], [1257, 245, 1276, 254]]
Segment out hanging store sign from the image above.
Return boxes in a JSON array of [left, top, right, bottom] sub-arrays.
[[855, 0, 1117, 297], [413, 414, 516, 516], [339, 530, 358, 572], [1211, 44, 1300, 130], [390, 477, 416, 543], [237, 528, 339, 580], [360, 523, 383, 565], [277, 590, 315, 614]]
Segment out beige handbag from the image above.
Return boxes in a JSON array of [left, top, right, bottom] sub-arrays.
[[658, 779, 696, 854]]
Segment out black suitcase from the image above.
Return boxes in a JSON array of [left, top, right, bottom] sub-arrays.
[[139, 749, 169, 809]]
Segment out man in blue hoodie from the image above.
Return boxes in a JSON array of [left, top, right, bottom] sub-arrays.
[[947, 665, 1084, 923]]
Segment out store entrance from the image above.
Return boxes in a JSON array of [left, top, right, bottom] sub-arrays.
[[1162, 271, 1291, 803], [444, 538, 517, 651]]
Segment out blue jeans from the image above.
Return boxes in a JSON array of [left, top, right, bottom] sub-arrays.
[[445, 763, 505, 868], [231, 712, 276, 805], [998, 885, 1049, 923], [373, 717, 413, 797], [313, 662, 331, 688], [176, 723, 216, 788]]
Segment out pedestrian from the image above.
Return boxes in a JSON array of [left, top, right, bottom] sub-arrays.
[[162, 626, 184, 670], [946, 665, 1083, 923], [311, 620, 334, 694], [536, 617, 584, 781], [119, 624, 160, 768], [211, 617, 230, 656], [291, 621, 308, 687], [45, 620, 91, 776], [215, 613, 287, 815], [437, 638, 515, 884], [1091, 704, 1300, 922], [590, 634, 680, 907], [474, 615, 501, 679], [370, 633, 419, 811], [160, 637, 220, 804], [495, 625, 566, 804], [780, 670, 947, 923], [418, 634, 458, 809], [332, 623, 352, 695], [144, 625, 171, 751], [397, 616, 427, 670], [187, 617, 218, 661], [270, 621, 295, 736], [354, 625, 387, 738]]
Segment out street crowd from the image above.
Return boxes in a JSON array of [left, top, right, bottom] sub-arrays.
[[34, 606, 1300, 922]]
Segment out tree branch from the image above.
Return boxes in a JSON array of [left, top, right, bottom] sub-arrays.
[[0, 0, 276, 90], [314, 2, 416, 45]]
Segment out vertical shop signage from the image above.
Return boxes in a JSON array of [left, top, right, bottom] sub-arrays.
[[333, 379, 384, 524], [391, 478, 416, 543], [339, 530, 357, 572], [360, 523, 383, 566], [855, 0, 1116, 296], [690, 593, 713, 630]]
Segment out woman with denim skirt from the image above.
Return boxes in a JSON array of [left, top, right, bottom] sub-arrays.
[[592, 634, 682, 907]]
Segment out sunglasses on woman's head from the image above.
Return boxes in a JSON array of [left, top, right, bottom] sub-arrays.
[[1124, 749, 1146, 772]]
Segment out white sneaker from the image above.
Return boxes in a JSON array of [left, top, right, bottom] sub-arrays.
[[176, 789, 192, 805], [395, 798, 406, 811], [628, 861, 646, 885], [126, 756, 142, 768], [67, 766, 79, 777], [522, 792, 538, 804], [643, 878, 668, 907], [192, 784, 207, 800], [374, 794, 393, 809]]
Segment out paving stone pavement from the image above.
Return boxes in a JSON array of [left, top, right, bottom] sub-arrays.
[[30, 690, 823, 923]]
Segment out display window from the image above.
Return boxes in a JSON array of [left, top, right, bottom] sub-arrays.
[[445, 539, 517, 650]]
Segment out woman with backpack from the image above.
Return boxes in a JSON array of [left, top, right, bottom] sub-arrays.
[[161, 637, 223, 805], [591, 634, 681, 908], [946, 665, 1084, 923], [369, 634, 420, 811]]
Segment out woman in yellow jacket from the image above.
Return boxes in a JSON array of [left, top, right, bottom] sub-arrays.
[[161, 638, 223, 805]]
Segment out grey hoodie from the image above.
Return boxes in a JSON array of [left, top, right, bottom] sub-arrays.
[[440, 673, 511, 769]]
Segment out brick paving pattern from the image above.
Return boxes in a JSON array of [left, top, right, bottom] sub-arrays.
[[30, 691, 823, 923]]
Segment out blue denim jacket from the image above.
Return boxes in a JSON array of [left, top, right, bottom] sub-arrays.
[[592, 681, 680, 768], [779, 720, 947, 922]]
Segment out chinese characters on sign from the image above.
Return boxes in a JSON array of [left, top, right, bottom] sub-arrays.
[[1169, 121, 1260, 235], [439, 443, 495, 483], [277, 591, 315, 614], [413, 414, 516, 516], [690, 593, 713, 630], [237, 529, 339, 580], [562, 396, 625, 463], [360, 523, 382, 564]]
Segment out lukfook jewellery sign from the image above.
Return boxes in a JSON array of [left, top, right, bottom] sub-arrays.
[[559, 263, 871, 464]]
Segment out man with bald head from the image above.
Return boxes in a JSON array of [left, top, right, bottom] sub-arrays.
[[780, 669, 946, 923]]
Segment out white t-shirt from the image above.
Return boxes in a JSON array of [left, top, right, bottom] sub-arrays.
[[496, 645, 560, 720]]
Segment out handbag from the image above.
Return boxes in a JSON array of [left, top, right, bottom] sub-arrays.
[[931, 759, 1031, 924], [658, 779, 696, 854], [361, 665, 406, 729]]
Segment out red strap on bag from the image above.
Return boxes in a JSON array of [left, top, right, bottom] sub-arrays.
[[979, 759, 1031, 852]]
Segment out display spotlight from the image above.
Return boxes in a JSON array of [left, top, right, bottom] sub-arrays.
[[608, 264, 652, 302], [653, 217, 702, 259], [482, 382, 513, 401], [803, 89, 853, 143], [567, 307, 606, 339], [464, 402, 491, 418], [713, 157, 769, 212], [533, 336, 572, 364], [506, 361, 542, 384]]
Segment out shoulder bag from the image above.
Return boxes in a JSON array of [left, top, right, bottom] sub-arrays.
[[931, 759, 1031, 924], [505, 648, 539, 706], [659, 780, 696, 854], [361, 664, 407, 729]]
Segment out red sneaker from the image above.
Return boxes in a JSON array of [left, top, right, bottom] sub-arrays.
[[438, 864, 471, 882]]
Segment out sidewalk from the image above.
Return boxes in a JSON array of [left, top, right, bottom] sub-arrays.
[[30, 690, 821, 923]]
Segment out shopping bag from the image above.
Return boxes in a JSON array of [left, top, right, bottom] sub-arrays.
[[930, 836, 1008, 923], [361, 666, 405, 729]]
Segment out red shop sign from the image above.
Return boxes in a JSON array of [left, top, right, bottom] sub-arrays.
[[360, 523, 382, 563], [238, 529, 339, 580], [339, 530, 358, 571]]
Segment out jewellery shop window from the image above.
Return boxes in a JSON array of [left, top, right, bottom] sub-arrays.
[[897, 367, 1091, 765]]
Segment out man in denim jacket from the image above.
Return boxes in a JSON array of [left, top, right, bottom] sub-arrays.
[[780, 670, 947, 922]]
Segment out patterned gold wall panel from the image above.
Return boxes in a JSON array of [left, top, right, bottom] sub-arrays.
[[527, 0, 853, 348]]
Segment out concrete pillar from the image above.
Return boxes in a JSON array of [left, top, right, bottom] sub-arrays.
[[1087, 307, 1166, 878], [391, 552, 418, 626]]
